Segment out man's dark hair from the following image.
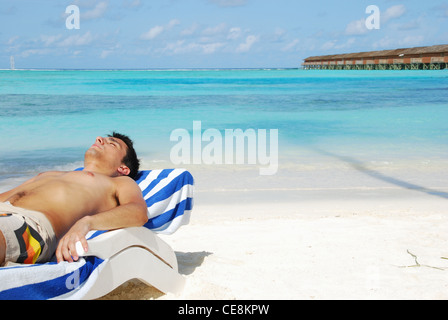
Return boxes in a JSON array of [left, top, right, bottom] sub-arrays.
[[108, 132, 140, 180]]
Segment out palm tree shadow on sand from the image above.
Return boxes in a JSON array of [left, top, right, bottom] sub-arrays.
[[312, 148, 448, 200]]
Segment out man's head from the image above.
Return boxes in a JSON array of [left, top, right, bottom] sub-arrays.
[[85, 132, 140, 179]]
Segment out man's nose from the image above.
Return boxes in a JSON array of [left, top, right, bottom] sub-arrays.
[[96, 136, 104, 145]]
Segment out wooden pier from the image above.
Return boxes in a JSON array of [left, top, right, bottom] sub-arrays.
[[302, 44, 448, 70]]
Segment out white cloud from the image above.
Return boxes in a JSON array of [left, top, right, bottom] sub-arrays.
[[202, 42, 225, 54], [58, 31, 94, 47], [20, 48, 52, 58], [161, 40, 186, 54], [272, 28, 286, 41], [7, 36, 19, 45], [227, 27, 242, 40], [345, 18, 368, 35], [373, 35, 424, 49], [181, 23, 200, 36], [159, 40, 224, 55], [122, 0, 142, 9], [321, 38, 356, 51], [203, 23, 228, 36], [83, 1, 108, 20], [383, 5, 406, 23], [40, 35, 63, 47], [236, 35, 258, 53], [208, 0, 248, 8], [282, 39, 300, 52], [321, 40, 337, 51], [141, 25, 164, 40], [167, 19, 181, 28], [141, 19, 180, 40], [153, 22, 252, 56], [100, 50, 112, 58]]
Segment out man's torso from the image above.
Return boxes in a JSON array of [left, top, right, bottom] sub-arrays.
[[3, 171, 119, 238]]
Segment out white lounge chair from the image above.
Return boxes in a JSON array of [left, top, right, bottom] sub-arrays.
[[76, 227, 185, 300], [0, 168, 194, 300]]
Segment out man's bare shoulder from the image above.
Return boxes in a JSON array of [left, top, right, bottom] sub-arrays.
[[112, 176, 145, 203], [112, 175, 140, 189]]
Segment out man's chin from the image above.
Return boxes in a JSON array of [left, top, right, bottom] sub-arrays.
[[84, 148, 100, 159]]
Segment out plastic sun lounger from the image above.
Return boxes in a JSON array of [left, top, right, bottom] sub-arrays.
[[0, 168, 193, 300], [75, 227, 186, 300]]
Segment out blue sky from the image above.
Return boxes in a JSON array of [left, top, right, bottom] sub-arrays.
[[1, 0, 447, 69]]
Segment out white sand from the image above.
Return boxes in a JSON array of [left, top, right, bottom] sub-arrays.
[[101, 155, 448, 300]]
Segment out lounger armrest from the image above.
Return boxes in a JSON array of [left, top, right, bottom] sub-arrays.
[[75, 227, 179, 270]]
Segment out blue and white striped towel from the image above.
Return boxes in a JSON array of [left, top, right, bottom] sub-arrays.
[[0, 168, 194, 300]]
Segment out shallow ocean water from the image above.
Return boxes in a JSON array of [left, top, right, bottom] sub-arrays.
[[0, 69, 447, 188]]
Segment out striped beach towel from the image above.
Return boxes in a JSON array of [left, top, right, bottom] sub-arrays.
[[0, 168, 194, 300]]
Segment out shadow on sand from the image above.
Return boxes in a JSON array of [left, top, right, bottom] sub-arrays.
[[175, 251, 213, 275], [98, 251, 212, 300], [313, 148, 448, 200]]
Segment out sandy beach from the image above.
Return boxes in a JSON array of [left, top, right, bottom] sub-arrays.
[[1, 0, 447, 302], [101, 152, 448, 300]]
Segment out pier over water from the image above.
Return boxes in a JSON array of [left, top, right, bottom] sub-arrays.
[[302, 44, 448, 70]]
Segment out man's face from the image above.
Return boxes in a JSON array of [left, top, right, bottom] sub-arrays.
[[85, 136, 128, 175]]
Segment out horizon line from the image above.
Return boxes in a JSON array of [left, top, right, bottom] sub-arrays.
[[0, 67, 301, 72]]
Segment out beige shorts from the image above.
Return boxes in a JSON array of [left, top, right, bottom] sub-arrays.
[[0, 202, 57, 265]]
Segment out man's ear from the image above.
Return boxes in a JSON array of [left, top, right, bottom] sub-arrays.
[[117, 165, 130, 176]]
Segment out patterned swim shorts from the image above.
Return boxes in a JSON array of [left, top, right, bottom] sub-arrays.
[[0, 202, 57, 265]]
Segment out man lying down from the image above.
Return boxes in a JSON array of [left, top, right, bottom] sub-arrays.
[[0, 132, 148, 265]]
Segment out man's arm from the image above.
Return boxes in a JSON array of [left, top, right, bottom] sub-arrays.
[[56, 177, 148, 263]]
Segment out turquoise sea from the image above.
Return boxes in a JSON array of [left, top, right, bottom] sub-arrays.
[[0, 69, 447, 188]]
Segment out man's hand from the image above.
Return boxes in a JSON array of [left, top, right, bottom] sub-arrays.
[[56, 217, 91, 263]]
